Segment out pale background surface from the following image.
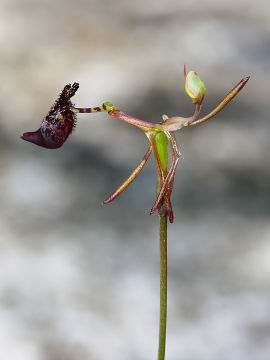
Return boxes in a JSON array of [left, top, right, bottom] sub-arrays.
[[0, 0, 270, 359]]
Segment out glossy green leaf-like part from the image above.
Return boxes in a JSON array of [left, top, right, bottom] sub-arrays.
[[155, 132, 168, 174]]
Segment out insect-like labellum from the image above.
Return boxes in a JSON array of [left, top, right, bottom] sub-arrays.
[[21, 82, 79, 149]]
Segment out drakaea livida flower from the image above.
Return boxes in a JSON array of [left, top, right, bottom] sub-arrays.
[[21, 67, 249, 222], [21, 82, 79, 149]]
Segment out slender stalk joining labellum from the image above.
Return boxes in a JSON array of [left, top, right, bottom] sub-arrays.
[[73, 101, 116, 114], [158, 213, 167, 360]]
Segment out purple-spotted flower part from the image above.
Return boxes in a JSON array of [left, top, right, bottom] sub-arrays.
[[21, 82, 79, 149]]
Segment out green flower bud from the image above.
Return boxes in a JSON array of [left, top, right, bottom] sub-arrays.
[[185, 70, 206, 103]]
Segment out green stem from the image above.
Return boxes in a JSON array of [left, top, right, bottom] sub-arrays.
[[158, 213, 167, 360]]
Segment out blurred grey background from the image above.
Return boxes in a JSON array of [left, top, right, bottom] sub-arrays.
[[0, 0, 270, 359]]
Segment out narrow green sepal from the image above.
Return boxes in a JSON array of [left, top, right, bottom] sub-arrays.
[[155, 132, 168, 174]]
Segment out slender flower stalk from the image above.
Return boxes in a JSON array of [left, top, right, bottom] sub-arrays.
[[21, 66, 249, 360], [154, 131, 169, 360], [159, 213, 167, 360]]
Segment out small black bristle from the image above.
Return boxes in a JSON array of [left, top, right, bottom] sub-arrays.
[[69, 82, 79, 97], [52, 82, 79, 109], [72, 82, 79, 90]]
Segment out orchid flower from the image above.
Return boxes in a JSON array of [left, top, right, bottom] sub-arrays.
[[22, 67, 249, 223]]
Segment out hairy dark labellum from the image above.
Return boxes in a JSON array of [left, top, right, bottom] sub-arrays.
[[21, 82, 79, 149]]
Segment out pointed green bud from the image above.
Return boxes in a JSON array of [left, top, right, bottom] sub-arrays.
[[185, 70, 206, 104]]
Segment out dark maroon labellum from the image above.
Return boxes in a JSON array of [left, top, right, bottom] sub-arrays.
[[21, 82, 79, 149]]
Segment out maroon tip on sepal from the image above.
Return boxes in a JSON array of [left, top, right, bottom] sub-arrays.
[[239, 76, 250, 90]]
